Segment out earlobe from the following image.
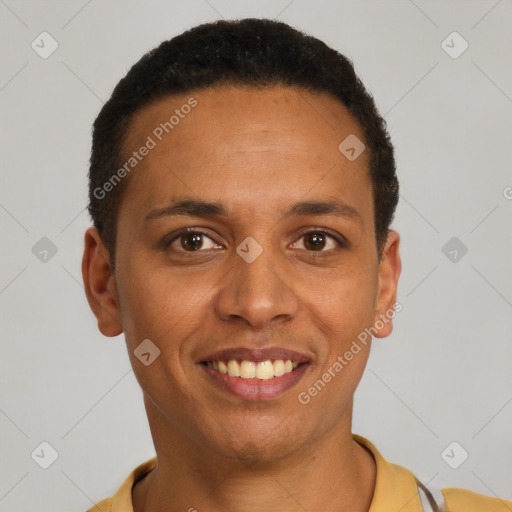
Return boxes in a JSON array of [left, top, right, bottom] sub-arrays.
[[81, 226, 123, 337], [373, 230, 402, 339]]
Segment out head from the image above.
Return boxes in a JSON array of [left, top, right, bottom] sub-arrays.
[[82, 18, 401, 463]]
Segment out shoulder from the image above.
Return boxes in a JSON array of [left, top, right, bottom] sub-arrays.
[[85, 456, 157, 512], [352, 434, 511, 511], [442, 487, 512, 511], [86, 497, 112, 512]]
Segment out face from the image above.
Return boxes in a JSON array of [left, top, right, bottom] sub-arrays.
[[82, 85, 401, 463]]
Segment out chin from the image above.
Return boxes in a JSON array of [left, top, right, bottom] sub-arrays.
[[199, 422, 308, 467]]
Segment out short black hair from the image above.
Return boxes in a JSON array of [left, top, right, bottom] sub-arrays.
[[88, 18, 398, 263]]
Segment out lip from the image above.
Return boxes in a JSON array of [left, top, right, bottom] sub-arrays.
[[199, 346, 311, 364], [199, 361, 311, 401]]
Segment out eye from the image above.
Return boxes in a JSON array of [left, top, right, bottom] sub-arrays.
[[291, 230, 345, 252], [164, 228, 222, 252], [162, 228, 346, 254]]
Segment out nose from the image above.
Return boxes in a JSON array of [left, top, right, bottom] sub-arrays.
[[213, 241, 299, 330]]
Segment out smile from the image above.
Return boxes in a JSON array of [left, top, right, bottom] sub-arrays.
[[203, 359, 300, 379], [198, 346, 312, 400]]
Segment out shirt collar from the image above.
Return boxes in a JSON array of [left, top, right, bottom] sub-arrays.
[[353, 434, 424, 511]]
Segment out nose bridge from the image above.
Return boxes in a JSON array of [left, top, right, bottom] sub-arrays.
[[214, 234, 299, 328]]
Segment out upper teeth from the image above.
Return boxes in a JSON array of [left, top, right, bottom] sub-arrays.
[[206, 359, 300, 379]]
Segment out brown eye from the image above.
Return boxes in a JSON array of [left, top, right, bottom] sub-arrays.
[[303, 232, 327, 251], [293, 230, 341, 252], [181, 232, 204, 251], [164, 229, 221, 252]]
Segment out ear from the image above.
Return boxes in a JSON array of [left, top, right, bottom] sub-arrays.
[[373, 230, 402, 338], [81, 226, 123, 337]]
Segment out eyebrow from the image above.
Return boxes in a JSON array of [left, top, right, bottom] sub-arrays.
[[145, 197, 361, 223]]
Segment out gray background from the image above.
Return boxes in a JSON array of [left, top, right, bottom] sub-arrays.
[[1, 0, 511, 510]]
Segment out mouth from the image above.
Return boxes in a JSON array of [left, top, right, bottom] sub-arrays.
[[201, 358, 302, 379], [198, 347, 311, 401]]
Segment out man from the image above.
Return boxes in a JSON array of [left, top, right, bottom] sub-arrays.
[[82, 18, 511, 512]]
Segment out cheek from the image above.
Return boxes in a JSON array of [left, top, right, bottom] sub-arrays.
[[116, 263, 207, 395], [299, 273, 375, 414], [306, 258, 378, 333], [116, 256, 221, 357], [300, 257, 377, 386]]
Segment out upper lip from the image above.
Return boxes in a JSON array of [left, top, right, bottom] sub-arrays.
[[199, 346, 311, 364]]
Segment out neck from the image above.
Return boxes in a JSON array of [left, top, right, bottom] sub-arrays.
[[133, 400, 376, 512]]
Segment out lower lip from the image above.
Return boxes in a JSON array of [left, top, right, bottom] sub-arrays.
[[199, 363, 310, 401]]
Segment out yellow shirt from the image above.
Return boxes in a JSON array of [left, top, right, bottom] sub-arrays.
[[87, 434, 512, 512]]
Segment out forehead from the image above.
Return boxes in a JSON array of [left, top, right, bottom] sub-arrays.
[[118, 85, 372, 218]]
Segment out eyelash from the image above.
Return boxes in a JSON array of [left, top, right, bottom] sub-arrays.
[[162, 227, 347, 253]]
